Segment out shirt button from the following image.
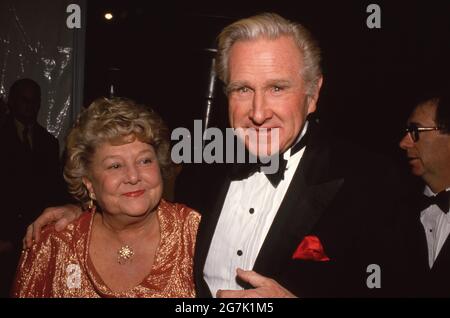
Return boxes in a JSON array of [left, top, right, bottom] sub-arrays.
[[249, 208, 255, 214], [237, 250, 243, 256]]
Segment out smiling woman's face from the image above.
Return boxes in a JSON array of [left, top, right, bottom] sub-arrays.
[[83, 138, 163, 218]]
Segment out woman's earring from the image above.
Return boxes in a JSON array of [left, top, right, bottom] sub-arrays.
[[88, 192, 95, 210]]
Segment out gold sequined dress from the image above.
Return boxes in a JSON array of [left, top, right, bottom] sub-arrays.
[[12, 199, 200, 298]]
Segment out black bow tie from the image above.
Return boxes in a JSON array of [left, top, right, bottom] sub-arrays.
[[419, 190, 450, 213], [230, 129, 309, 187]]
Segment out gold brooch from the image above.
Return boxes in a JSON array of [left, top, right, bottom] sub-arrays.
[[117, 245, 134, 264]]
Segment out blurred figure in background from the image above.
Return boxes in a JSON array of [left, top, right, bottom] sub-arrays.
[[0, 78, 65, 297]]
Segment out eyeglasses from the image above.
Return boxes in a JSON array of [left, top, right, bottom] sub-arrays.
[[405, 123, 440, 142]]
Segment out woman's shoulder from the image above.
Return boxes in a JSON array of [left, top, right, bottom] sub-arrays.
[[13, 211, 92, 297], [37, 211, 93, 246], [159, 199, 201, 224], [159, 200, 200, 252]]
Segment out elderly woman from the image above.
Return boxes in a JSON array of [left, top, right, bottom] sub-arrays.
[[12, 98, 200, 297]]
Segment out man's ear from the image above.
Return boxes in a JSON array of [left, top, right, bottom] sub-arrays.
[[306, 76, 323, 115]]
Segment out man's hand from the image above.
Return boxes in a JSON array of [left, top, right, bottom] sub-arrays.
[[23, 204, 82, 249], [216, 268, 297, 298]]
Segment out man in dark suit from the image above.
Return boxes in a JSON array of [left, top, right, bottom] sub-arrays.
[[0, 78, 65, 296], [398, 88, 450, 297], [194, 13, 403, 298]]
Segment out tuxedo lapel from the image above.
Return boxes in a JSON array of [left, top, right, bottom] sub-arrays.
[[419, 219, 450, 296], [194, 174, 231, 296], [431, 234, 450, 272], [416, 218, 430, 271], [253, 139, 344, 278], [408, 198, 440, 272]]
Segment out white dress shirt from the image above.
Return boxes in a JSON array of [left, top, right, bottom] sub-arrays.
[[204, 124, 308, 297], [420, 186, 450, 268]]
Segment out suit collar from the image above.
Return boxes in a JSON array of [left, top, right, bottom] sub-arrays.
[[432, 237, 450, 270]]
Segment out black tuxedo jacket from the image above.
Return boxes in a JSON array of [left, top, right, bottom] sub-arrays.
[[193, 123, 405, 297], [396, 190, 450, 297]]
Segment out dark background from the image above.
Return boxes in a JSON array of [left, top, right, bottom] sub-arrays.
[[83, 0, 450, 199]]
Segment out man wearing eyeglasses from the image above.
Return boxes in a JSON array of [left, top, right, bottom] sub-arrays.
[[399, 88, 450, 297]]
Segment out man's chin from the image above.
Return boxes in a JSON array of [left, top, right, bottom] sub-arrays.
[[235, 127, 281, 157], [408, 161, 424, 177], [410, 168, 424, 177], [246, 143, 280, 158]]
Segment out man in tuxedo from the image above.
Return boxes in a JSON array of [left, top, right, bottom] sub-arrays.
[[194, 13, 404, 298], [24, 13, 404, 297], [398, 88, 450, 297]]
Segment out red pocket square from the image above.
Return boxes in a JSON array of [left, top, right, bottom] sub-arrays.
[[292, 235, 330, 261]]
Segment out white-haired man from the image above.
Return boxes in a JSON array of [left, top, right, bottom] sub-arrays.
[[191, 13, 405, 298]]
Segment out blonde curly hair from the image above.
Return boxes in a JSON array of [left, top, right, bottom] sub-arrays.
[[63, 97, 171, 207]]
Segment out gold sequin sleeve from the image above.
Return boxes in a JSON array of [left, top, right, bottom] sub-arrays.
[[12, 226, 57, 297], [11, 212, 95, 298], [185, 209, 201, 260]]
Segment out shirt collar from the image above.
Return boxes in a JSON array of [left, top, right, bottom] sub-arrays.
[[423, 185, 450, 222], [284, 121, 309, 161]]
